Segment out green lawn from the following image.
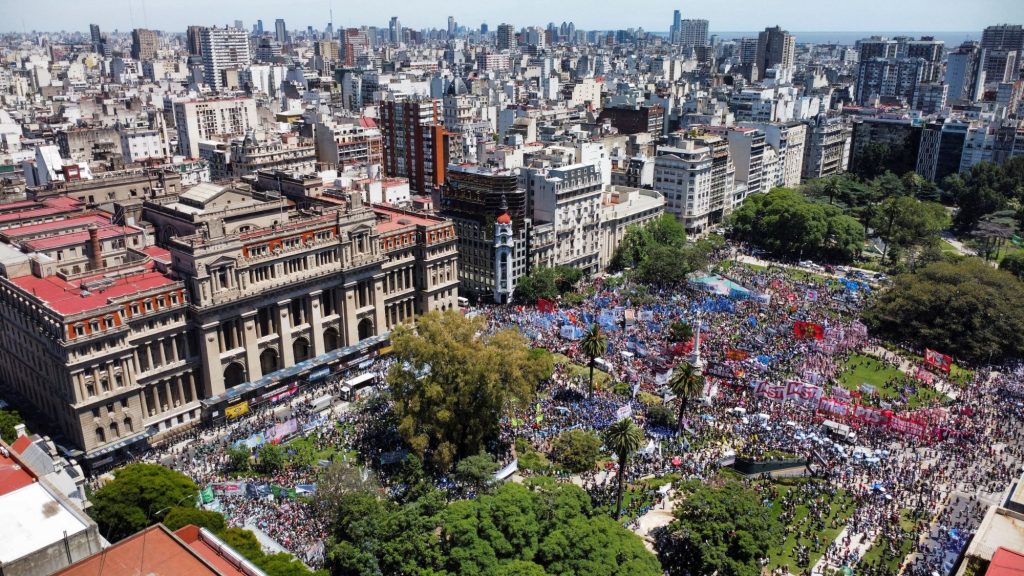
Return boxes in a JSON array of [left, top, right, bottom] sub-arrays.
[[838, 354, 904, 390], [837, 354, 947, 408], [766, 482, 854, 572], [860, 509, 917, 572], [940, 239, 961, 254], [553, 353, 613, 390]]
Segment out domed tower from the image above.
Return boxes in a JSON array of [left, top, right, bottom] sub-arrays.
[[493, 194, 514, 304]]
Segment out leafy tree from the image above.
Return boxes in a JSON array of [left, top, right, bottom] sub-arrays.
[[869, 196, 950, 264], [455, 452, 500, 493], [515, 266, 585, 304], [218, 527, 264, 560], [327, 481, 659, 576], [611, 214, 687, 271], [388, 310, 549, 470], [668, 363, 704, 436], [667, 321, 693, 343], [256, 443, 286, 474], [945, 161, 1023, 231], [731, 188, 864, 263], [537, 515, 662, 576], [580, 324, 608, 399], [226, 445, 251, 473], [254, 553, 324, 576], [0, 409, 26, 443], [863, 259, 1024, 363], [646, 403, 676, 429], [315, 462, 380, 523], [656, 479, 782, 576], [89, 463, 197, 542], [603, 418, 645, 519], [1001, 251, 1024, 280], [162, 507, 226, 532], [550, 429, 603, 474]]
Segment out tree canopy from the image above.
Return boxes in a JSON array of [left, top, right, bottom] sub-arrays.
[[89, 463, 197, 542], [1001, 251, 1024, 280], [657, 479, 781, 576], [611, 214, 711, 284], [869, 196, 949, 265], [863, 258, 1024, 363], [550, 429, 603, 474], [943, 158, 1024, 232], [0, 409, 26, 444], [325, 480, 660, 576], [515, 266, 585, 303], [388, 310, 551, 470], [730, 188, 865, 263]]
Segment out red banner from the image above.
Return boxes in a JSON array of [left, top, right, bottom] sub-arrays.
[[726, 348, 750, 361], [537, 298, 556, 313], [924, 348, 952, 374], [793, 321, 825, 340]]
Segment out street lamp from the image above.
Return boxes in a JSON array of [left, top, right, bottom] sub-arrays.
[[150, 493, 197, 522]]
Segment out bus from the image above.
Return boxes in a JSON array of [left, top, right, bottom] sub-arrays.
[[341, 372, 378, 401]]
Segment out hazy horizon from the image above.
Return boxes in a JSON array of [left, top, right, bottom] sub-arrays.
[[1, 0, 1019, 35]]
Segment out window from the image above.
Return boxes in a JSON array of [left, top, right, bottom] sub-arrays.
[[75, 324, 85, 336], [90, 320, 100, 332], [95, 427, 105, 443], [131, 304, 140, 315], [104, 316, 114, 329]]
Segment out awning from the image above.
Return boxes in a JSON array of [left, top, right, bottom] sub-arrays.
[[86, 426, 158, 459], [203, 333, 389, 408]]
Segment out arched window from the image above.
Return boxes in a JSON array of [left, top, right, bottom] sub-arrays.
[[124, 418, 133, 433], [109, 422, 119, 439], [95, 427, 105, 443]]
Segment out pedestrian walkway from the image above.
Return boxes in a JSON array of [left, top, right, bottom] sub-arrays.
[[812, 526, 876, 576]]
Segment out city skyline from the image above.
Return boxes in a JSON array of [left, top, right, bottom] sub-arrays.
[[2, 0, 1021, 34]]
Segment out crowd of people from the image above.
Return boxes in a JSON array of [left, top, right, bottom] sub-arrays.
[[86, 246, 1024, 576]]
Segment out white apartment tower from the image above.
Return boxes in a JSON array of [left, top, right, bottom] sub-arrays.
[[200, 26, 251, 91], [173, 97, 259, 158]]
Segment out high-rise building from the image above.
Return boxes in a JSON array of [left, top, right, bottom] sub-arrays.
[[913, 83, 949, 115], [982, 24, 1024, 53], [946, 42, 986, 103], [172, 96, 259, 157], [389, 16, 402, 44], [341, 28, 370, 66], [857, 36, 898, 60], [756, 26, 796, 75], [186, 25, 205, 56], [497, 23, 515, 50], [256, 19, 263, 35], [275, 18, 288, 43], [802, 114, 851, 180], [131, 28, 158, 61], [655, 134, 736, 235], [379, 99, 451, 193], [441, 165, 527, 303], [679, 19, 709, 50], [901, 37, 945, 82], [448, 16, 457, 38], [983, 49, 1019, 84], [481, 23, 488, 35], [670, 10, 682, 44], [89, 24, 101, 52], [855, 57, 927, 105], [200, 26, 251, 91]]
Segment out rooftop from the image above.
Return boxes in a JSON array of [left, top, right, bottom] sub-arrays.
[[9, 261, 177, 317], [0, 482, 90, 565], [988, 548, 1024, 576], [22, 225, 139, 252], [0, 214, 111, 241], [0, 441, 36, 495], [52, 524, 234, 576]]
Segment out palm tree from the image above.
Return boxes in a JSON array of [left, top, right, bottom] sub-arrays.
[[668, 362, 704, 436], [824, 177, 841, 206], [604, 418, 644, 519], [580, 324, 608, 399]]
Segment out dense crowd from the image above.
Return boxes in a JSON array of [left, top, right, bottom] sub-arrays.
[[86, 247, 1024, 576]]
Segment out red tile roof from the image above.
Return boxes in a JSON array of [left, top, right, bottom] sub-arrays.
[[9, 262, 177, 316], [0, 440, 36, 496], [52, 525, 225, 576], [988, 547, 1024, 576], [22, 225, 140, 252], [174, 526, 252, 576], [0, 214, 111, 239]]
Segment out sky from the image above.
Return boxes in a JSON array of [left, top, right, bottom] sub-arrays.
[[2, 0, 1022, 34]]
